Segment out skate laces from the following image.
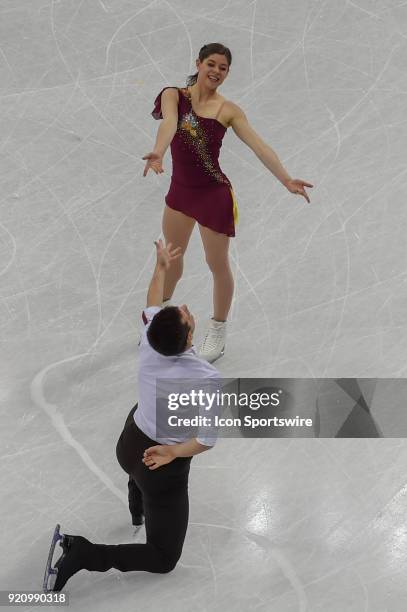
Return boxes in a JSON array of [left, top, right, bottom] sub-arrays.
[[202, 321, 225, 351]]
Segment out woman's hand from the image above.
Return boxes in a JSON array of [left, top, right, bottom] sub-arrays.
[[142, 151, 164, 177], [142, 444, 176, 470], [284, 178, 314, 203], [154, 239, 182, 270]]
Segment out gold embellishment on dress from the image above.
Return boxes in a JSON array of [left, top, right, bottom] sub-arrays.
[[180, 111, 198, 137], [230, 187, 239, 224], [177, 90, 230, 185]]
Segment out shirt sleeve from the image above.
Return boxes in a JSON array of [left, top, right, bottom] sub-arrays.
[[151, 86, 178, 120], [195, 374, 222, 447], [140, 306, 161, 347]]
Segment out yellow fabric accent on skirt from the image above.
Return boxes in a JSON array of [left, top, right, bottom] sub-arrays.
[[230, 187, 239, 224]]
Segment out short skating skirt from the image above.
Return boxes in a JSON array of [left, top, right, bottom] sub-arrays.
[[165, 178, 239, 238]]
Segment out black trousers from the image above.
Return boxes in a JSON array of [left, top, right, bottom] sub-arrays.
[[83, 404, 192, 574]]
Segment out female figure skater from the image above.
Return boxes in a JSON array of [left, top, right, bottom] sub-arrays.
[[142, 42, 313, 363]]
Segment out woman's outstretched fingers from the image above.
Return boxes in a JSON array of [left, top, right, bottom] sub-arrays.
[[142, 152, 163, 177]]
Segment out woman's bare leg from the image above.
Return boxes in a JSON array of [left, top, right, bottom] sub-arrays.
[[198, 224, 233, 321], [162, 205, 196, 300]]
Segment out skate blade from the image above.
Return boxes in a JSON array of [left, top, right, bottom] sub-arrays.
[[43, 524, 63, 593], [133, 524, 144, 536], [208, 346, 225, 364]]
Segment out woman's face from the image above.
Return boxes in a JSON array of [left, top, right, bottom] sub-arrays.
[[196, 54, 229, 88]]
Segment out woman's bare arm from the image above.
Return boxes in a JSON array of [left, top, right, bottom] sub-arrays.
[[152, 88, 179, 156], [228, 102, 292, 186]]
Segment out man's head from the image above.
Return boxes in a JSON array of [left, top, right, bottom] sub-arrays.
[[147, 305, 195, 356]]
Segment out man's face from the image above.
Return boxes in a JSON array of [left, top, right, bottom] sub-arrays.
[[178, 304, 195, 338]]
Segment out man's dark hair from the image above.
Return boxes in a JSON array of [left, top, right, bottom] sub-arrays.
[[147, 306, 190, 356]]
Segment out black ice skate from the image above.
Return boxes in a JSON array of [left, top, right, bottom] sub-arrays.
[[43, 524, 90, 592], [132, 513, 144, 526], [43, 524, 63, 592]]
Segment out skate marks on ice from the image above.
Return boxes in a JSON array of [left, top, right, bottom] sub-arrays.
[[30, 353, 127, 507], [189, 521, 308, 611]]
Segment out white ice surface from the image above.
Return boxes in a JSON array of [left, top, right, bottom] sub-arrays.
[[1, 1, 407, 610]]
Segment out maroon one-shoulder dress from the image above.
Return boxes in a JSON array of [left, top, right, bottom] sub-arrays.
[[152, 86, 239, 237]]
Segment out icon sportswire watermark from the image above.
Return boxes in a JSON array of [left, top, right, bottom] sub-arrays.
[[152, 378, 405, 439]]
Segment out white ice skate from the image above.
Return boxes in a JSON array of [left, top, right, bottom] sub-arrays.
[[198, 318, 227, 363]]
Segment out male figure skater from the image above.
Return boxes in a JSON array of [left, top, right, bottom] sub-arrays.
[[43, 239, 220, 592]]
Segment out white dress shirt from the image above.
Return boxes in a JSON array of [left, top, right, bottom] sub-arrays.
[[134, 306, 220, 446]]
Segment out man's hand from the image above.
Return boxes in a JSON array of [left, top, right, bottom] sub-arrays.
[[155, 239, 182, 270], [142, 445, 176, 470], [146, 239, 181, 307]]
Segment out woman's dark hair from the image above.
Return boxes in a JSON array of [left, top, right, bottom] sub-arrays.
[[147, 306, 190, 356], [186, 43, 232, 87]]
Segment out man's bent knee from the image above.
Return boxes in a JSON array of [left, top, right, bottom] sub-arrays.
[[155, 552, 180, 574]]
